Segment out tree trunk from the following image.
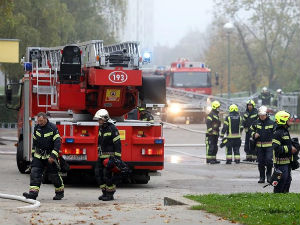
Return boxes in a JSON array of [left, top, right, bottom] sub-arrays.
[[236, 24, 258, 93]]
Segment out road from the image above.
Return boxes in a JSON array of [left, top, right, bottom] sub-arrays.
[[0, 125, 299, 225]]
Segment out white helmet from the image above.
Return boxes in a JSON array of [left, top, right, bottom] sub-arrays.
[[276, 89, 282, 94], [258, 105, 268, 116], [94, 109, 110, 121], [262, 86, 268, 92]]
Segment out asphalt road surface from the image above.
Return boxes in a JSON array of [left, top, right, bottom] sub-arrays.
[[0, 125, 299, 225]]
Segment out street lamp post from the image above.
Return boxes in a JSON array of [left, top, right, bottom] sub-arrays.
[[223, 22, 234, 99]]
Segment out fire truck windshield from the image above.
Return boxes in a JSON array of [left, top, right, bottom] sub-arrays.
[[172, 72, 211, 88]]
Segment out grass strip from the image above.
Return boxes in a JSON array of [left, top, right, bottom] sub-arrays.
[[185, 192, 300, 225]]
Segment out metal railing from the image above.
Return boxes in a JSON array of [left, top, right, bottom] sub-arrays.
[[0, 122, 17, 129]]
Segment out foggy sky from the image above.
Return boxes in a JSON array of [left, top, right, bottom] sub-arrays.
[[153, 0, 214, 47]]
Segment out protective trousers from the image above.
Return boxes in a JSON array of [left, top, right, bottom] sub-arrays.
[[206, 135, 218, 163], [226, 138, 241, 163], [244, 132, 256, 160], [274, 164, 291, 193], [257, 147, 273, 181], [95, 158, 116, 195], [29, 157, 64, 195]]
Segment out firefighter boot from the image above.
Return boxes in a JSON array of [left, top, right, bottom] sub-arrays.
[[53, 191, 64, 200], [23, 191, 38, 200], [210, 160, 220, 164], [266, 165, 272, 183], [102, 192, 114, 201], [98, 190, 107, 200], [258, 165, 265, 183]]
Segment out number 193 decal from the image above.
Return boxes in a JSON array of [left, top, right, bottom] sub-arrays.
[[108, 71, 128, 83]]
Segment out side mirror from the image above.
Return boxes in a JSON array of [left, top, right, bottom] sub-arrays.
[[5, 84, 13, 104], [5, 83, 22, 110]]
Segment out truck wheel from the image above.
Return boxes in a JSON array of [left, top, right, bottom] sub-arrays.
[[16, 140, 28, 174], [132, 174, 150, 184]]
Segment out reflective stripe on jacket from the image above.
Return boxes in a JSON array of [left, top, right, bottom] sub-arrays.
[[272, 125, 293, 165], [32, 120, 61, 159], [98, 122, 122, 158]]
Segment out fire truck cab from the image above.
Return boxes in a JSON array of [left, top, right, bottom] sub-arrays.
[[156, 59, 212, 123]]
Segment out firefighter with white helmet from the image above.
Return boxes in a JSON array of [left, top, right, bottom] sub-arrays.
[[242, 100, 258, 161], [272, 111, 297, 193], [258, 87, 273, 105], [94, 109, 121, 201], [250, 106, 275, 183], [272, 88, 283, 107], [220, 104, 243, 164], [205, 100, 221, 164]]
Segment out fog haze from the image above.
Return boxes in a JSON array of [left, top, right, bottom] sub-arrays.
[[153, 0, 214, 47]]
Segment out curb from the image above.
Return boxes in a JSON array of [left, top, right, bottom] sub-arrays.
[[164, 196, 198, 207]]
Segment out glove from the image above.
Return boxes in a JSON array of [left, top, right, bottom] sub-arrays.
[[219, 138, 227, 148]]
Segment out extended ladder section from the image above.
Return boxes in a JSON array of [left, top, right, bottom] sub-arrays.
[[25, 40, 140, 71], [24, 40, 141, 108]]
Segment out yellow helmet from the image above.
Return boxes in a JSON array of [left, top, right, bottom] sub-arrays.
[[229, 104, 238, 112], [275, 111, 290, 125], [211, 100, 220, 110], [247, 99, 255, 107]]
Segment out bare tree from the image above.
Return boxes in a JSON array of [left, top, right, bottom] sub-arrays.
[[214, 0, 300, 89]]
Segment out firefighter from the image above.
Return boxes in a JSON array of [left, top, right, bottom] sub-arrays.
[[258, 87, 273, 106], [250, 106, 275, 183], [94, 109, 121, 201], [138, 107, 154, 122], [220, 104, 243, 164], [272, 111, 297, 193], [272, 89, 283, 107], [23, 112, 64, 200], [206, 100, 221, 164], [242, 100, 258, 162]]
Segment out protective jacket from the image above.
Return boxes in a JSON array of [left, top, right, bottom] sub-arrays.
[[243, 108, 258, 132], [32, 120, 61, 159], [98, 122, 121, 159], [206, 109, 221, 135], [140, 111, 154, 122], [221, 111, 243, 138], [272, 125, 293, 165], [250, 117, 275, 147]]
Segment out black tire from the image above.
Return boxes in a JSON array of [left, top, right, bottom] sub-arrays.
[[132, 174, 150, 184], [16, 140, 28, 174]]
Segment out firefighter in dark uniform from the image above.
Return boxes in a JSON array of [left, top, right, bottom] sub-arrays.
[[94, 109, 122, 201], [258, 87, 273, 106], [272, 111, 297, 193], [221, 104, 243, 164], [23, 112, 64, 200], [206, 100, 221, 164], [250, 106, 275, 183], [139, 107, 154, 122], [242, 100, 258, 161]]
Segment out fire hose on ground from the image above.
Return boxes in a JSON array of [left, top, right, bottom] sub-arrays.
[[0, 193, 40, 209]]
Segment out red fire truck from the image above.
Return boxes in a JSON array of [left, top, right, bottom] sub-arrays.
[[5, 40, 166, 184], [155, 59, 212, 123]]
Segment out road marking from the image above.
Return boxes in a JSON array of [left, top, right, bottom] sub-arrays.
[[0, 151, 16, 155]]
